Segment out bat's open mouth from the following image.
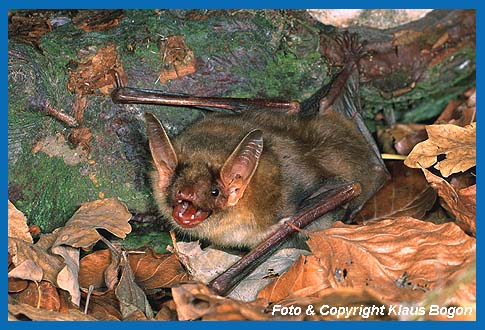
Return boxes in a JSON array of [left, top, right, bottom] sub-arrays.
[[172, 199, 211, 227]]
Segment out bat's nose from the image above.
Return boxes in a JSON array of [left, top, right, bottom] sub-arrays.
[[176, 186, 197, 202]]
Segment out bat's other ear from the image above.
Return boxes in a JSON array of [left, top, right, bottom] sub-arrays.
[[145, 113, 178, 190], [220, 130, 263, 206]]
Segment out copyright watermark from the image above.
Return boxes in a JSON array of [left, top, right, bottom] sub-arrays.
[[271, 304, 473, 319]]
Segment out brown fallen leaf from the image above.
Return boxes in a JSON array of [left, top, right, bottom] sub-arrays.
[[51, 244, 81, 306], [422, 169, 475, 236], [261, 218, 475, 305], [8, 237, 64, 285], [67, 43, 127, 96], [81, 290, 122, 320], [8, 277, 29, 294], [257, 255, 328, 303], [115, 252, 154, 320], [175, 241, 307, 302], [78, 249, 112, 290], [8, 260, 43, 283], [9, 280, 62, 311], [52, 198, 132, 249], [172, 283, 270, 321], [8, 200, 33, 243], [128, 248, 191, 290], [435, 88, 476, 127], [405, 123, 476, 177], [356, 161, 436, 223], [159, 35, 197, 83], [8, 302, 97, 321]]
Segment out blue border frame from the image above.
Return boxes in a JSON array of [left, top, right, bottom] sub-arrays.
[[3, 1, 481, 329]]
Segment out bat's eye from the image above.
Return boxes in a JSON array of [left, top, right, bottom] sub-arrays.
[[210, 188, 220, 197]]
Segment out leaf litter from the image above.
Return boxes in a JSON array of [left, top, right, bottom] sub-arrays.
[[8, 11, 476, 321]]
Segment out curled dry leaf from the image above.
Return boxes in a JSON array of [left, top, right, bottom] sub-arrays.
[[422, 168, 476, 236], [8, 237, 64, 285], [53, 198, 132, 249], [356, 161, 436, 223], [261, 218, 475, 305], [405, 123, 476, 177], [172, 283, 270, 321], [51, 245, 81, 306], [8, 200, 33, 243]]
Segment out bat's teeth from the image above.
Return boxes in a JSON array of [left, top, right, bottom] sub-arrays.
[[177, 199, 183, 203], [190, 214, 195, 220]]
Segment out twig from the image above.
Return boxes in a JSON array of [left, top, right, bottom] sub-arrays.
[[209, 182, 361, 296]]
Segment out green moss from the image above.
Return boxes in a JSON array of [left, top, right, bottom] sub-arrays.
[[121, 229, 173, 253], [9, 153, 97, 232]]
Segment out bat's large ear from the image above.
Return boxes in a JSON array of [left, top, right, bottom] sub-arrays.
[[145, 113, 178, 190], [220, 130, 263, 206]]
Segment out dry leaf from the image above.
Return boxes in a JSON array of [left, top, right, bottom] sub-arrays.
[[159, 35, 196, 83], [8, 237, 64, 285], [308, 218, 476, 303], [8, 260, 43, 282], [67, 43, 127, 96], [115, 252, 154, 320], [422, 169, 475, 236], [172, 283, 270, 321], [8, 200, 33, 243], [356, 162, 436, 223], [33, 133, 89, 166], [9, 281, 61, 311], [405, 123, 476, 177], [79, 249, 112, 289], [51, 245, 81, 306], [8, 302, 97, 321], [128, 249, 190, 290], [258, 255, 328, 302], [53, 198, 132, 249], [176, 241, 307, 302], [81, 290, 122, 320], [261, 218, 475, 305]]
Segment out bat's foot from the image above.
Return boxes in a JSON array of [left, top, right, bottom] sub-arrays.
[[334, 31, 368, 66]]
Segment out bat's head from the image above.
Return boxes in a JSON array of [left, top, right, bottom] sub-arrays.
[[145, 113, 263, 228]]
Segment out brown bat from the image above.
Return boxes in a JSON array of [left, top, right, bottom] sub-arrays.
[[145, 107, 382, 249], [113, 32, 388, 294]]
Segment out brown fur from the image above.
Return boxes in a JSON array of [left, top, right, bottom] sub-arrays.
[[149, 110, 377, 249]]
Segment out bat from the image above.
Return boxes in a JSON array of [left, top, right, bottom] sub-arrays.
[[112, 32, 389, 294]]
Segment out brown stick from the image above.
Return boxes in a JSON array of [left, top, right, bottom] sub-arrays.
[[209, 181, 361, 296], [111, 86, 300, 114]]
